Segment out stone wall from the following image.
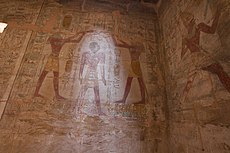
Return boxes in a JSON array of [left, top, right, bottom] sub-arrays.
[[0, 0, 168, 153], [159, 0, 230, 152]]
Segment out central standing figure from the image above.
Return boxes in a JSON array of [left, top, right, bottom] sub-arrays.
[[77, 41, 106, 115]]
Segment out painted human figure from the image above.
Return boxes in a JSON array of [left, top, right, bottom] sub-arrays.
[[34, 32, 86, 99], [180, 9, 230, 102], [113, 36, 146, 104], [77, 42, 106, 115]]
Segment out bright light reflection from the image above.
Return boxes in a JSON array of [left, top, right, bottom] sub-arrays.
[[73, 29, 119, 117], [0, 22, 7, 33]]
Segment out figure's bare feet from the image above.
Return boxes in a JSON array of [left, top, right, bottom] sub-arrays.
[[34, 93, 45, 98], [55, 94, 67, 100], [114, 100, 125, 104]]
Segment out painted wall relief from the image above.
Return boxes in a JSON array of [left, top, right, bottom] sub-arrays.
[[180, 8, 230, 104], [113, 36, 146, 104], [34, 32, 86, 100], [0, 1, 168, 153], [160, 0, 230, 152], [13, 6, 161, 120], [0, 0, 45, 118], [161, 0, 230, 107]]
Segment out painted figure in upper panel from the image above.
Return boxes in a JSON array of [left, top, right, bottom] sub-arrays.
[[180, 8, 230, 102]]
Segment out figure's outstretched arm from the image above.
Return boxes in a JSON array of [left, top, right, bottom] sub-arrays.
[[112, 35, 131, 49], [64, 30, 93, 43], [64, 32, 85, 43], [198, 9, 221, 34]]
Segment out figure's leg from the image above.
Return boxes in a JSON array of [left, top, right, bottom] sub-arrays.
[[81, 0, 86, 11], [93, 86, 104, 115], [53, 71, 66, 100], [34, 70, 49, 98], [76, 85, 88, 115], [202, 63, 230, 93], [115, 77, 133, 104], [125, 0, 131, 12], [205, 71, 222, 117], [181, 72, 198, 103], [137, 77, 145, 104]]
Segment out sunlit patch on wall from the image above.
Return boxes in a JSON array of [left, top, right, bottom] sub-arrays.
[[0, 22, 7, 33], [71, 29, 123, 117]]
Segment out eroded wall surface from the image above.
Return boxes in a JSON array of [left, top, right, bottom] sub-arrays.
[[0, 0, 168, 153], [160, 0, 230, 152]]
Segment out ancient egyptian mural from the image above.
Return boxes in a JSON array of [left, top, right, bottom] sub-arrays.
[[0, 0, 168, 153], [160, 0, 230, 152]]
